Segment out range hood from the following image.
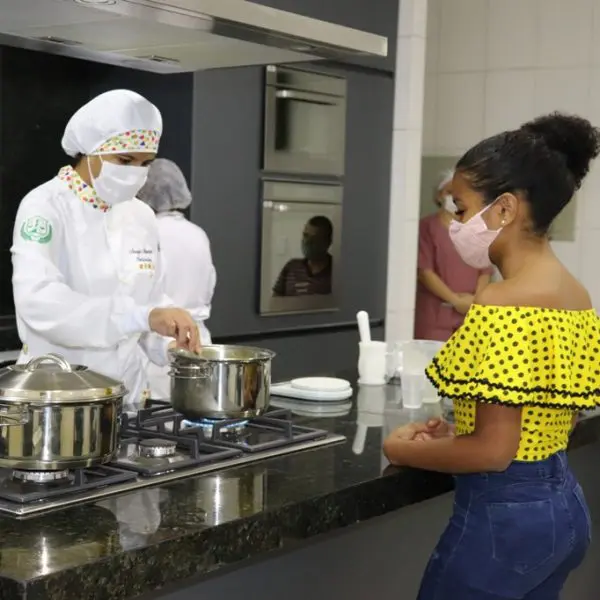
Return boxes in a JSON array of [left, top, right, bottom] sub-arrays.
[[0, 0, 388, 74]]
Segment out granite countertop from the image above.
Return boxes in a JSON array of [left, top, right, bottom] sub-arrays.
[[1, 380, 599, 600]]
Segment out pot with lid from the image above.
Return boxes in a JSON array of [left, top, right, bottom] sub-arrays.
[[169, 345, 275, 420], [0, 353, 126, 470]]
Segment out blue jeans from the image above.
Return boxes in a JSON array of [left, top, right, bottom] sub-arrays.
[[417, 452, 591, 599]]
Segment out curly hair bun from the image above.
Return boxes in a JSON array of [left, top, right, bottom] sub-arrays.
[[521, 112, 600, 189]]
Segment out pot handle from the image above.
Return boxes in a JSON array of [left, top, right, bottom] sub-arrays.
[[0, 403, 30, 427], [25, 353, 73, 373]]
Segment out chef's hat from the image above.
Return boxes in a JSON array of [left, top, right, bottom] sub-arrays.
[[61, 89, 162, 157]]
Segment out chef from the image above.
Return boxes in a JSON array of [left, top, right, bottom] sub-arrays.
[[11, 89, 200, 411], [138, 158, 216, 400]]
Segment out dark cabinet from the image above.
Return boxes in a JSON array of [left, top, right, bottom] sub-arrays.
[[252, 0, 398, 72], [191, 64, 393, 337]]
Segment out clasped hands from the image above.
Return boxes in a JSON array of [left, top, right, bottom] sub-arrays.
[[387, 417, 454, 443]]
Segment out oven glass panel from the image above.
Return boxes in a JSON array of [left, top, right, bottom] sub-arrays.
[[260, 182, 342, 315]]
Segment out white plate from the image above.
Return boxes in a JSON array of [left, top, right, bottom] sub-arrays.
[[271, 382, 353, 402], [291, 377, 351, 392], [357, 379, 386, 386], [270, 397, 352, 418]]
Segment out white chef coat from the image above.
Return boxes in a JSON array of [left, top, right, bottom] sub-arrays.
[[11, 175, 179, 411], [145, 211, 216, 400]]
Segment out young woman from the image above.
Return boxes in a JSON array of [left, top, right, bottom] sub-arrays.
[[138, 158, 216, 400], [384, 113, 600, 599], [11, 90, 200, 411], [414, 170, 492, 341]]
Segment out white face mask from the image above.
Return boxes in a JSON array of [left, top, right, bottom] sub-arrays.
[[442, 194, 456, 214], [88, 156, 148, 206]]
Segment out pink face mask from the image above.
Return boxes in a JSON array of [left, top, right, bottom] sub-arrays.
[[448, 203, 503, 269]]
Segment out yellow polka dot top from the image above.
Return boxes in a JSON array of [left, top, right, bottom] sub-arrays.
[[425, 305, 600, 462]]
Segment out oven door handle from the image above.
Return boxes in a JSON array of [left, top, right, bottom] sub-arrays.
[[275, 89, 339, 106]]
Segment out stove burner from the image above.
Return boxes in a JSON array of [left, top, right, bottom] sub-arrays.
[[138, 438, 177, 458], [12, 469, 70, 484], [182, 418, 249, 437]]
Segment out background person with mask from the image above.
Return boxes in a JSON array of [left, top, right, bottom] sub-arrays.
[[273, 215, 333, 297], [414, 169, 492, 341], [11, 89, 200, 412], [138, 158, 216, 400]]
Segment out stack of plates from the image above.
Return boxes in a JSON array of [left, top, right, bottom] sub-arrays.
[[270, 377, 353, 402]]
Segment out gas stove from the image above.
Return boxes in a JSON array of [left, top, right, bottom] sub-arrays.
[[0, 401, 345, 518]]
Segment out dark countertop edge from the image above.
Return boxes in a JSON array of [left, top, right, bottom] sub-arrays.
[[8, 416, 600, 599], [22, 467, 452, 599]]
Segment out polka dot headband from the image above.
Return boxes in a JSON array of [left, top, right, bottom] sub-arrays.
[[91, 129, 160, 155]]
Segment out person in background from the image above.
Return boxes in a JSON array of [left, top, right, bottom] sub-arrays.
[[11, 89, 200, 412], [384, 112, 599, 599], [138, 158, 216, 400], [273, 215, 333, 297], [414, 170, 492, 341]]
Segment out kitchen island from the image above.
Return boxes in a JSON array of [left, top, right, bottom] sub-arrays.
[[0, 382, 599, 600]]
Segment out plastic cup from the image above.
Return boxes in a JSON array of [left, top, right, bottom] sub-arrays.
[[400, 372, 424, 409]]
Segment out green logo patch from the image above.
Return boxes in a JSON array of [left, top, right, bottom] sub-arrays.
[[20, 216, 53, 244]]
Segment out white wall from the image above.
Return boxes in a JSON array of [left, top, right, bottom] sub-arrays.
[[385, 0, 428, 342], [423, 0, 600, 309]]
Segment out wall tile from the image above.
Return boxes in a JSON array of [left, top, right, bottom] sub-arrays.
[[435, 72, 485, 154], [393, 36, 426, 130], [421, 75, 437, 153], [551, 240, 581, 279], [533, 68, 590, 117], [387, 219, 419, 312], [425, 0, 440, 74], [484, 70, 536, 136], [536, 0, 593, 68], [438, 0, 487, 73], [487, 0, 537, 70], [591, 2, 600, 66], [398, 0, 428, 38], [385, 308, 416, 342], [580, 229, 600, 308], [579, 162, 600, 229], [390, 129, 424, 224], [587, 68, 600, 129]]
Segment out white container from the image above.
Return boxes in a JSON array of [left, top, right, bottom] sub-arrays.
[[358, 341, 387, 385], [392, 339, 444, 408]]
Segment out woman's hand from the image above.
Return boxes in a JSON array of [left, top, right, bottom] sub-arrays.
[[383, 418, 454, 465], [413, 418, 454, 442], [386, 422, 431, 443], [149, 308, 201, 353], [451, 293, 474, 315]]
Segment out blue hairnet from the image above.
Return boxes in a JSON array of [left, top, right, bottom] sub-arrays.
[[138, 158, 192, 212]]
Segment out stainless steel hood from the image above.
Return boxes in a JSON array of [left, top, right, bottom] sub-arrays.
[[0, 0, 388, 74]]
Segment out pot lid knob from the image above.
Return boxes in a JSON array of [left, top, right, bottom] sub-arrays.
[[24, 353, 73, 373]]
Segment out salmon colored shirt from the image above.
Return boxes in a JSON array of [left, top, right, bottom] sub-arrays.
[[414, 213, 491, 342]]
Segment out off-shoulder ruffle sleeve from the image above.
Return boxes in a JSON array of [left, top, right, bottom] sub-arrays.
[[425, 305, 600, 410]]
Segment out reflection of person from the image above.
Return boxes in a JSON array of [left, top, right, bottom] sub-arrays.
[[138, 158, 216, 400], [414, 170, 491, 341], [11, 90, 199, 411], [273, 215, 333, 297], [384, 113, 600, 599]]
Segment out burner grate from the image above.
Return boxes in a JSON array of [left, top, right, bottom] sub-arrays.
[[113, 425, 242, 476], [0, 465, 137, 504], [178, 408, 328, 453]]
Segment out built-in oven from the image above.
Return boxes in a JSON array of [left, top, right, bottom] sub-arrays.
[[259, 179, 342, 316], [263, 65, 347, 177]]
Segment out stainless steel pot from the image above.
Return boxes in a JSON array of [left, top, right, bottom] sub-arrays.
[[0, 353, 126, 470], [169, 345, 275, 419]]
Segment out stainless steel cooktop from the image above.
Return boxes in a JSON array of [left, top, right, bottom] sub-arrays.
[[0, 402, 345, 518]]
